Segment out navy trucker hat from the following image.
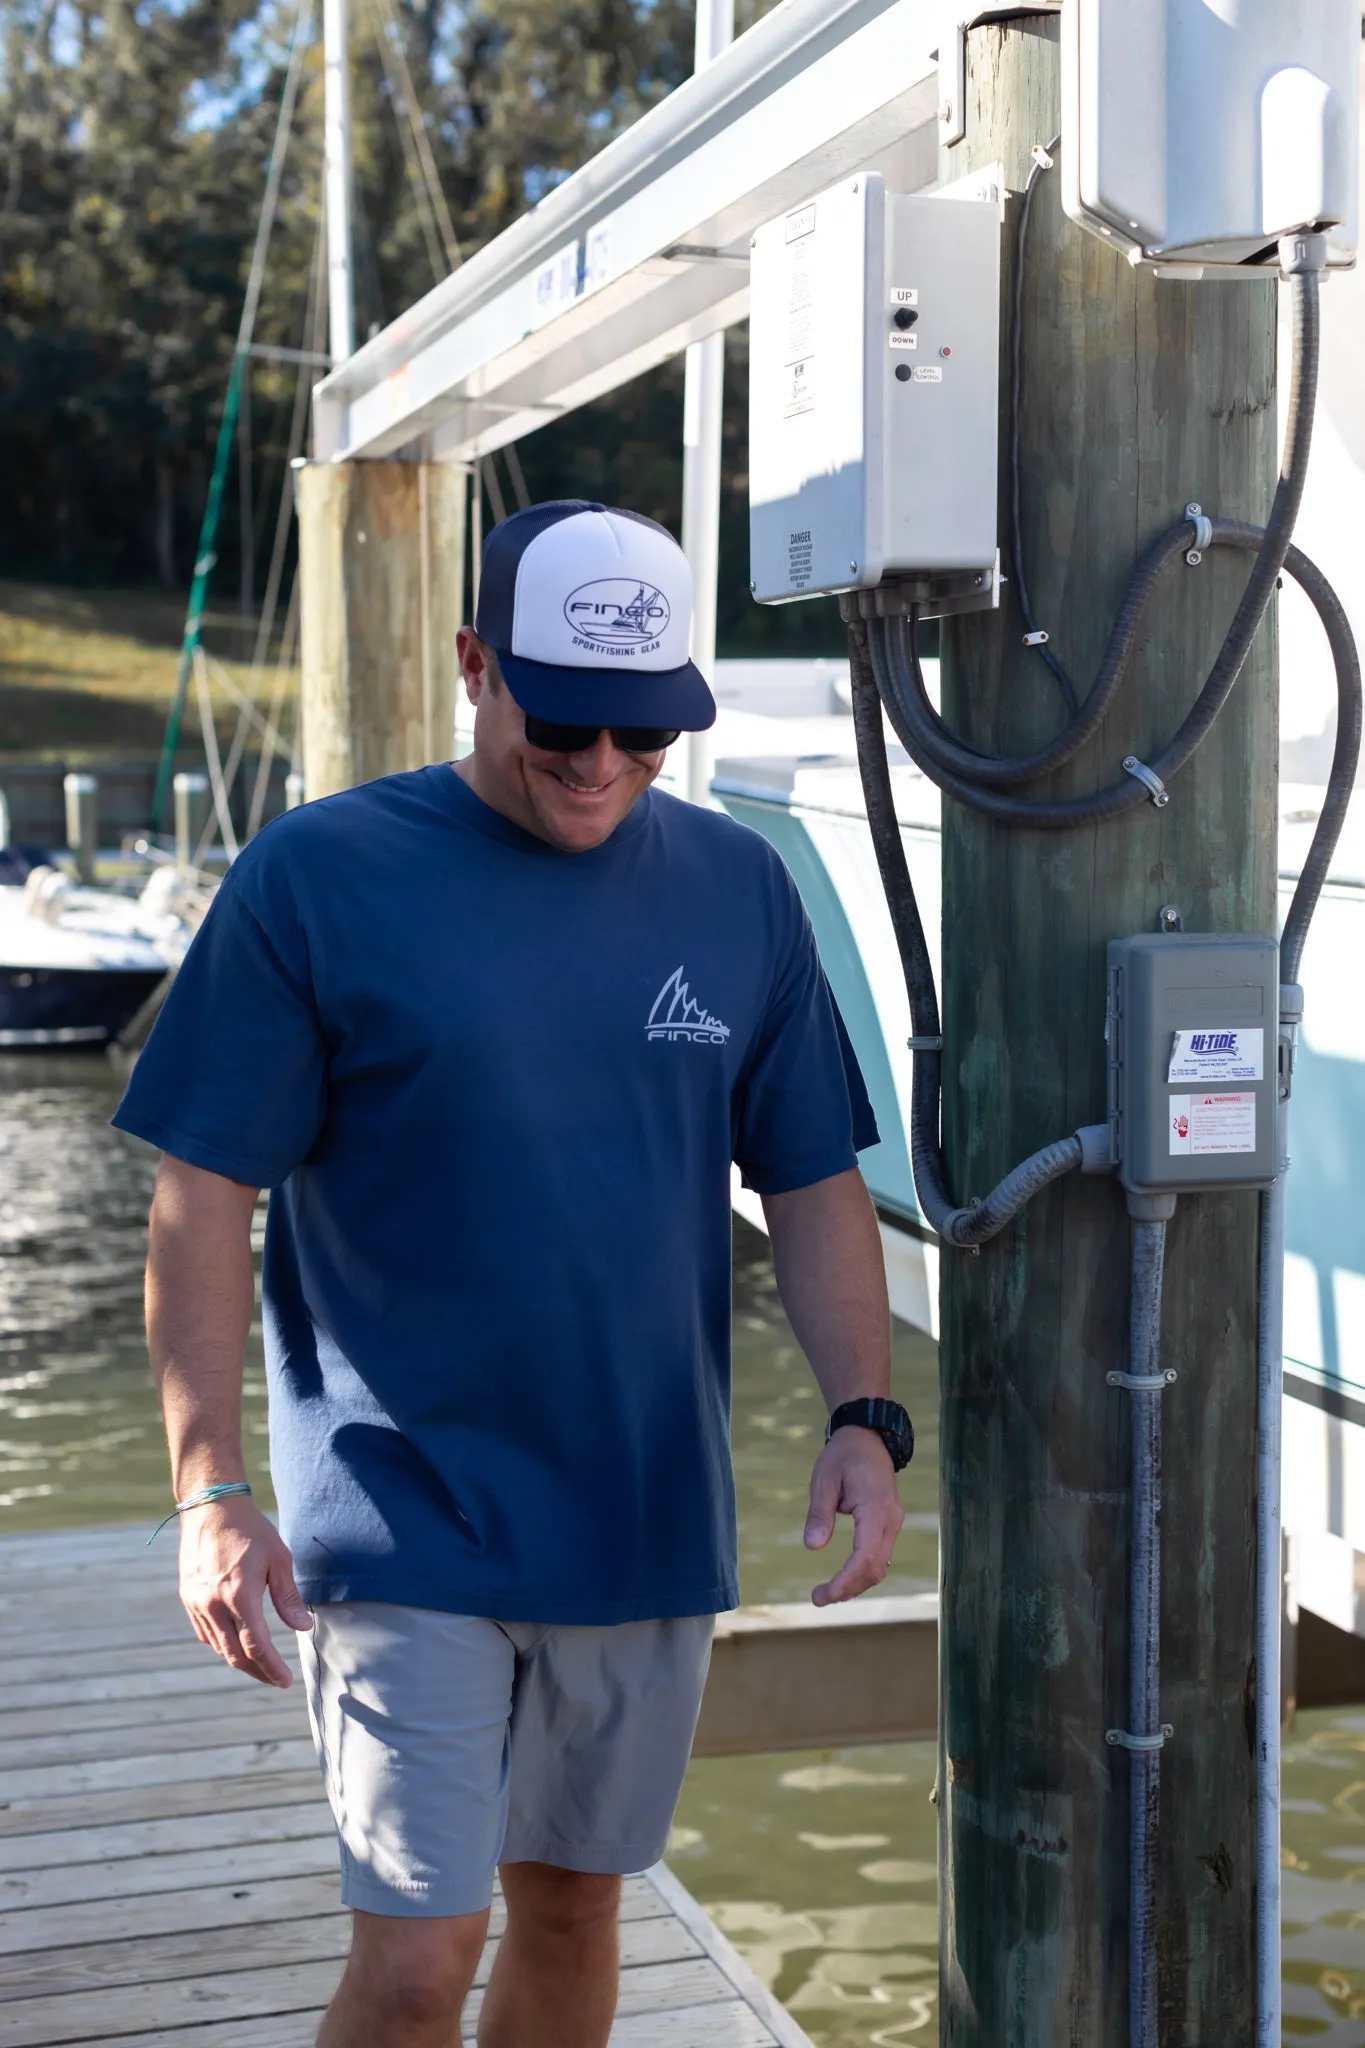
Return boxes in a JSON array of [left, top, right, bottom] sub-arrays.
[[474, 500, 716, 731]]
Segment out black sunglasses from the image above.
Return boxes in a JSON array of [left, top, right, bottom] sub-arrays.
[[523, 714, 681, 756]]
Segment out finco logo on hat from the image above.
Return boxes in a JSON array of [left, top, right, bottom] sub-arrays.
[[475, 500, 716, 732]]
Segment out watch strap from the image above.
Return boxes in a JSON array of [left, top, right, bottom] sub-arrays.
[[826, 1397, 915, 1470]]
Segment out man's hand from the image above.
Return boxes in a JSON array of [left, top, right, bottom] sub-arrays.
[[178, 1495, 313, 1687], [804, 1426, 905, 1606]]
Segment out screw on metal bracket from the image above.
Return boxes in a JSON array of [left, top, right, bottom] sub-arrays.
[[1122, 756, 1169, 808], [1107, 1369, 1178, 1391], [850, 560, 859, 574], [1184, 501, 1213, 565], [1106, 1725, 1173, 1752], [1158, 903, 1183, 933]]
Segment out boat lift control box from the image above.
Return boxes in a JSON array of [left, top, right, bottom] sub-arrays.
[[748, 176, 1000, 603], [1107, 932, 1279, 1196]]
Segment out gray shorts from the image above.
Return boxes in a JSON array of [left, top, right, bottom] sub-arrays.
[[300, 1602, 714, 1918]]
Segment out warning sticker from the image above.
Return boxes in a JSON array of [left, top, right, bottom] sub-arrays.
[[783, 357, 815, 419], [1167, 1027, 1263, 1084], [1169, 1093, 1256, 1156]]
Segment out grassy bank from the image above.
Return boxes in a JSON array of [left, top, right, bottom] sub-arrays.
[[0, 580, 298, 760]]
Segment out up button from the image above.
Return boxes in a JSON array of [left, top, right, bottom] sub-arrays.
[[893, 306, 918, 329]]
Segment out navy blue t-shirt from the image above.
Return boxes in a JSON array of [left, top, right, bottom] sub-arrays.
[[114, 767, 877, 1622]]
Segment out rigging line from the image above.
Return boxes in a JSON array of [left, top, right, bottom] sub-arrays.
[[192, 649, 241, 864], [247, 575, 303, 839], [249, 209, 326, 680], [370, 0, 461, 269], [504, 441, 531, 512], [205, 652, 294, 760], [364, 0, 445, 286], [236, 0, 315, 356], [151, 0, 314, 832]]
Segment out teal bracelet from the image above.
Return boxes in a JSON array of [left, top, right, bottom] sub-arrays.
[[147, 1480, 253, 1546]]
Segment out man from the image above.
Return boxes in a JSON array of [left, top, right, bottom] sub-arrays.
[[116, 500, 912, 2048]]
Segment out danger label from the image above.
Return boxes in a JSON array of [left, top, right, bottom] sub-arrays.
[[1169, 1092, 1256, 1156], [783, 357, 815, 419], [1168, 1026, 1263, 1083]]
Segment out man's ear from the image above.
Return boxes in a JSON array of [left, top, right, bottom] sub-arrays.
[[457, 626, 489, 703]]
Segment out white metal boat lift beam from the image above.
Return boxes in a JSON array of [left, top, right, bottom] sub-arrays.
[[311, 0, 947, 465]]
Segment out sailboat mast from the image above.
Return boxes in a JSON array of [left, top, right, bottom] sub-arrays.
[[323, 0, 355, 362]]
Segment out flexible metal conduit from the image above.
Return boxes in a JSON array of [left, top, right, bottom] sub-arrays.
[[1119, 1212, 1174, 2048]]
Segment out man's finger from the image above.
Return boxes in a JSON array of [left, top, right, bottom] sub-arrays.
[[803, 1454, 841, 1550], [230, 1590, 293, 1687], [812, 1499, 894, 1606], [268, 1553, 314, 1634], [204, 1595, 281, 1686]]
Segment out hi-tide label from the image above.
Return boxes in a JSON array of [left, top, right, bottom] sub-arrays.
[[1167, 1027, 1263, 1084], [1169, 1093, 1256, 1156]]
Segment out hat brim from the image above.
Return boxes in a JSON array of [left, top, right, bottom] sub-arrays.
[[496, 650, 716, 733]]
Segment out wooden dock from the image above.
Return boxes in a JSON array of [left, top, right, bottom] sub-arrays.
[[0, 1525, 813, 2047]]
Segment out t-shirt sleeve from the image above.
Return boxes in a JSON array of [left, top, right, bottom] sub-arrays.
[[732, 877, 879, 1196], [111, 865, 328, 1188]]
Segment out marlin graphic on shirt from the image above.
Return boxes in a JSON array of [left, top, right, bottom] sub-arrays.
[[646, 966, 731, 1044]]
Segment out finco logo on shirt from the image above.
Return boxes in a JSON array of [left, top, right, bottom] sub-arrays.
[[646, 966, 731, 1046], [564, 579, 671, 658]]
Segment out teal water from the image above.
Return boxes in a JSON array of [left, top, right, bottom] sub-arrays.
[[0, 1057, 1359, 2044]]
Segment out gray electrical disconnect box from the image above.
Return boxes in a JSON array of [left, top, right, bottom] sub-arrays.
[[1107, 932, 1280, 1195], [748, 174, 1000, 605]]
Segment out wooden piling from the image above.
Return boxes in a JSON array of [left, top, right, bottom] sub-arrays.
[[297, 460, 465, 800], [936, 18, 1276, 2041]]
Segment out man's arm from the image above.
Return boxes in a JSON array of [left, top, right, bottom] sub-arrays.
[[147, 1154, 311, 1686], [761, 1166, 905, 1606]]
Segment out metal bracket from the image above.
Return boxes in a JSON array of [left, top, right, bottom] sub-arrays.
[[1023, 629, 1049, 647], [1106, 1725, 1173, 1752], [1184, 501, 1213, 565], [937, 6, 1062, 147], [908, 1036, 944, 1052], [1107, 1369, 1177, 1392], [1122, 756, 1170, 809]]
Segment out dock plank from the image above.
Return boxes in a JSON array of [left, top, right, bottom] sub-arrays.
[[0, 1899, 698, 2003], [0, 1953, 737, 2044], [0, 1769, 326, 1840], [0, 1801, 334, 1875], [91, 1998, 779, 2048]]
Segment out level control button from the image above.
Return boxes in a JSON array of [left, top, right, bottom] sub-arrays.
[[893, 306, 919, 330]]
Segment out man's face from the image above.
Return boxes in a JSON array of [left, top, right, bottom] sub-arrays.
[[455, 629, 669, 854]]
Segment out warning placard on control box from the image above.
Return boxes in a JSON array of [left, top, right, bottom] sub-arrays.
[[1169, 1092, 1256, 1156], [1167, 1027, 1263, 1083]]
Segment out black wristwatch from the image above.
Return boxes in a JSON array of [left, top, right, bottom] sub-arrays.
[[826, 1397, 915, 1472]]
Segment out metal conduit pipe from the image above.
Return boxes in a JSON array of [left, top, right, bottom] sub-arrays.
[[1109, 1207, 1176, 2048]]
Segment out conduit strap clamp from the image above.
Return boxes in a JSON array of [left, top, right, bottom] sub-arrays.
[[1184, 501, 1213, 563], [1023, 629, 1050, 646], [1106, 1725, 1173, 1752], [1107, 1369, 1177, 1391], [907, 1035, 944, 1051], [1122, 755, 1170, 808]]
